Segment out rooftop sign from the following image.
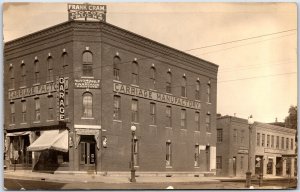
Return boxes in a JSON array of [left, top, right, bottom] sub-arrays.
[[68, 3, 106, 22]]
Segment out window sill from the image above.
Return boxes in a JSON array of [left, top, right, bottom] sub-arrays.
[[180, 128, 187, 131], [130, 84, 139, 88], [8, 88, 15, 91], [46, 81, 54, 84], [131, 122, 139, 125], [194, 130, 200, 133], [81, 117, 94, 120], [46, 119, 55, 122], [149, 88, 157, 92], [20, 123, 27, 125], [194, 166, 200, 168], [166, 166, 173, 169], [207, 102, 212, 105], [9, 124, 16, 126], [149, 124, 157, 127], [206, 132, 212, 134], [181, 96, 187, 99], [33, 83, 40, 86], [165, 127, 172, 129], [113, 119, 122, 123], [19, 86, 27, 89], [33, 121, 41, 124], [113, 80, 122, 83], [165, 92, 172, 96], [134, 166, 139, 168]]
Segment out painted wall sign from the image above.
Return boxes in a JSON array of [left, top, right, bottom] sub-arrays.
[[58, 77, 65, 121], [74, 79, 100, 89], [113, 82, 201, 110], [68, 3, 106, 21]]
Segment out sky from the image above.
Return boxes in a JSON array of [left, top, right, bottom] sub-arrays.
[[3, 2, 297, 123]]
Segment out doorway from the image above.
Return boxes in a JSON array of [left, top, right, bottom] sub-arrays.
[[205, 146, 210, 171], [233, 157, 236, 176], [276, 157, 283, 176], [79, 135, 96, 171]]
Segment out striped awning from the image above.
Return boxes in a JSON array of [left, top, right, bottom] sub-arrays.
[[27, 130, 68, 152]]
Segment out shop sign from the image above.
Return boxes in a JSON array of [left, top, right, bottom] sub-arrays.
[[74, 79, 100, 89], [68, 3, 106, 21], [58, 77, 65, 121], [113, 82, 201, 110], [238, 149, 248, 154]]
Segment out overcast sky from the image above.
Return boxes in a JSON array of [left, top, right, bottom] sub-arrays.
[[3, 2, 297, 123]]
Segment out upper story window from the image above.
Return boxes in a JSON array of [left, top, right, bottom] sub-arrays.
[[10, 102, 15, 124], [166, 71, 172, 94], [281, 137, 284, 149], [21, 63, 26, 87], [166, 141, 172, 167], [21, 100, 26, 123], [9, 65, 15, 89], [271, 135, 274, 148], [113, 56, 121, 81], [48, 96, 54, 120], [291, 138, 294, 150], [131, 61, 139, 85], [195, 111, 200, 131], [35, 98, 40, 122], [113, 95, 121, 120], [47, 57, 54, 82], [240, 130, 245, 144], [256, 133, 260, 146], [262, 134, 265, 146], [207, 81, 211, 103], [82, 92, 93, 118], [131, 99, 138, 122], [276, 136, 279, 149], [233, 129, 237, 143], [216, 156, 222, 169], [286, 138, 289, 150], [181, 76, 187, 97], [150, 67, 156, 90], [65, 91, 69, 119], [166, 106, 172, 128], [82, 52, 93, 77], [195, 80, 201, 100], [62, 52, 68, 76], [34, 60, 40, 84], [194, 145, 200, 167], [150, 102, 156, 125], [267, 135, 270, 147], [206, 112, 211, 132], [217, 129, 223, 143], [180, 109, 187, 129]]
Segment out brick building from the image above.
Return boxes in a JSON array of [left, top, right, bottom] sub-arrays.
[[4, 20, 218, 175], [216, 116, 296, 177]]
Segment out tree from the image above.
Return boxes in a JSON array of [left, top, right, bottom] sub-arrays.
[[285, 105, 297, 130]]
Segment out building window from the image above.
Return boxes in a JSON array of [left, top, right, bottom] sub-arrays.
[[133, 138, 139, 166], [34, 60, 39, 84], [194, 145, 200, 167], [216, 156, 222, 169], [257, 133, 260, 146], [281, 137, 284, 149], [150, 67, 156, 90], [181, 76, 187, 97], [291, 139, 294, 150], [195, 80, 201, 100], [131, 61, 139, 85], [62, 52, 68, 76], [166, 106, 172, 127], [195, 111, 200, 131], [276, 136, 279, 149], [150, 102, 156, 125], [82, 52, 93, 77], [180, 109, 186, 129], [47, 57, 54, 82], [271, 135, 274, 148], [21, 100, 26, 123], [65, 91, 69, 119], [9, 66, 15, 89], [113, 95, 121, 120], [166, 141, 172, 167], [240, 130, 245, 144], [10, 102, 15, 124], [206, 113, 211, 132], [82, 92, 93, 118], [48, 96, 54, 120], [35, 98, 40, 121], [286, 138, 289, 150], [233, 129, 237, 143], [262, 134, 265, 147], [113, 56, 121, 81], [217, 129, 223, 143], [21, 63, 26, 87], [131, 99, 138, 122], [166, 71, 172, 94], [207, 81, 211, 103], [267, 135, 270, 147], [240, 156, 244, 170]]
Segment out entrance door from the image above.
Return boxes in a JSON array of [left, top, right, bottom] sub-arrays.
[[276, 157, 283, 176], [233, 157, 236, 176], [79, 141, 96, 171], [205, 146, 210, 171]]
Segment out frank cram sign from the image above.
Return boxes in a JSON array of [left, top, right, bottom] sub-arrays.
[[68, 3, 106, 21], [58, 77, 65, 121]]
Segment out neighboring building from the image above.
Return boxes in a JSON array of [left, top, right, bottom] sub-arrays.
[[4, 19, 218, 174], [216, 116, 297, 177]]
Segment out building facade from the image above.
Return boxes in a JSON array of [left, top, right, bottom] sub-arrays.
[[216, 116, 297, 177], [4, 20, 218, 175]]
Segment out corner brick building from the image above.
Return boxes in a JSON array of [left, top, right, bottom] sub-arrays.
[[4, 20, 218, 175]]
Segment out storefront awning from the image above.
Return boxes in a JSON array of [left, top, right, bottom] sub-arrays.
[[6, 131, 31, 137], [27, 130, 68, 152]]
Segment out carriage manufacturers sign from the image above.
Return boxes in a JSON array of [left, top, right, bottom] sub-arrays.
[[74, 79, 100, 89], [113, 82, 201, 110], [68, 3, 106, 21]]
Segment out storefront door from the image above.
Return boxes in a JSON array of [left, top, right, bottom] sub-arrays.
[[276, 157, 283, 176], [79, 135, 96, 171]]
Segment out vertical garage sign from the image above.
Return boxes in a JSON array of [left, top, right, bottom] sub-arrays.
[[58, 77, 65, 121]]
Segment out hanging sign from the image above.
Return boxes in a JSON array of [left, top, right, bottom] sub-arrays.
[[68, 3, 106, 21], [57, 77, 65, 121]]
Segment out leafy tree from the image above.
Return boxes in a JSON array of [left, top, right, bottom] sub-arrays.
[[285, 105, 297, 130]]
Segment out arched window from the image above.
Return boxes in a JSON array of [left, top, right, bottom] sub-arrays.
[[21, 63, 26, 87], [47, 57, 54, 82], [207, 81, 211, 103], [195, 80, 201, 100], [166, 71, 172, 93], [150, 67, 156, 90], [62, 52, 68, 76], [131, 61, 139, 85], [83, 92, 93, 117], [181, 76, 187, 97], [9, 65, 14, 89], [34, 60, 39, 84], [113, 56, 121, 81], [82, 52, 93, 77]]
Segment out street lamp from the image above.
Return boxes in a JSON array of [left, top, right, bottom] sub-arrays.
[[130, 125, 137, 183], [246, 115, 254, 188]]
